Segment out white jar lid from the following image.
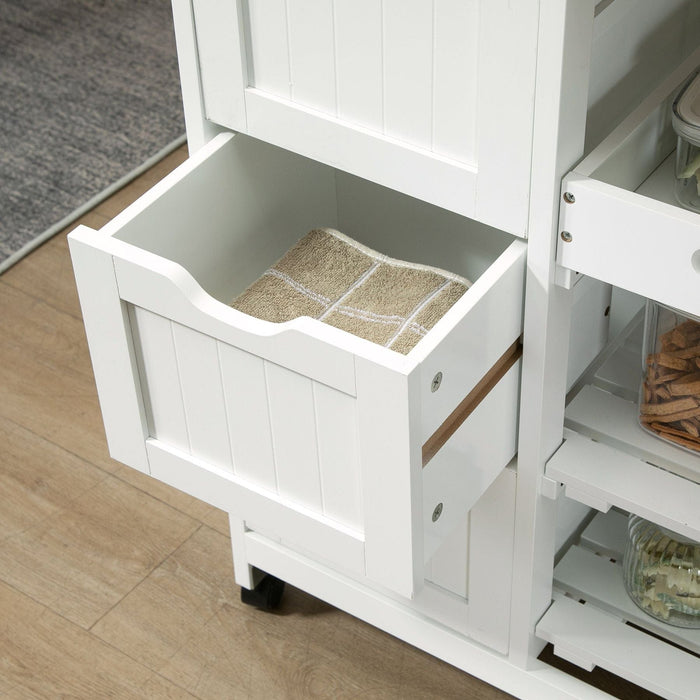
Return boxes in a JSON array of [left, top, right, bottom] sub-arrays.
[[673, 71, 700, 146]]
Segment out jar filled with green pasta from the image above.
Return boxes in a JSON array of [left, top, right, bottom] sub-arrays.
[[623, 515, 700, 628]]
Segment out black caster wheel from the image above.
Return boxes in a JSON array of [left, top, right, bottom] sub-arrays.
[[240, 574, 286, 611]]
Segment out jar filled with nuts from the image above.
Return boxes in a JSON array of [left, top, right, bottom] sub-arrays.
[[638, 301, 700, 453]]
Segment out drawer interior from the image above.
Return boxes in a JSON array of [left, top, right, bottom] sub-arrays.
[[108, 133, 514, 309]]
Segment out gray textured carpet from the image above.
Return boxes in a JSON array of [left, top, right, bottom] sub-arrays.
[[0, 0, 185, 271]]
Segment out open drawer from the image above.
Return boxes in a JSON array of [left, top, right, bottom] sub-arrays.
[[175, 0, 539, 236], [68, 132, 525, 599], [556, 48, 700, 318]]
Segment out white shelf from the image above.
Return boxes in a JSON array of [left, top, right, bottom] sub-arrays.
[[537, 596, 700, 700], [538, 510, 700, 700], [554, 545, 700, 655], [548, 425, 700, 542], [565, 384, 700, 486]]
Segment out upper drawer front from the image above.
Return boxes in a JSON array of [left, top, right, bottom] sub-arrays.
[[187, 0, 539, 236]]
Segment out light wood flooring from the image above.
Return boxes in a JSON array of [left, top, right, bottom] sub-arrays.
[[0, 144, 657, 699]]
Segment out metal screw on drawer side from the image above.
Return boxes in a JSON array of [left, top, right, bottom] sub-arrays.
[[431, 372, 443, 392], [560, 231, 573, 243], [432, 503, 443, 522], [563, 191, 576, 204]]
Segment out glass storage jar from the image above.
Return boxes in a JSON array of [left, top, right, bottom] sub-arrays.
[[638, 301, 700, 454], [672, 70, 700, 212], [623, 514, 700, 628]]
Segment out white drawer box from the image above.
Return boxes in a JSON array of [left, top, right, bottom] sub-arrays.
[[68, 132, 524, 598], [177, 0, 539, 236], [557, 48, 700, 319]]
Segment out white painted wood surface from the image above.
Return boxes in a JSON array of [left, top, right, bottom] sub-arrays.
[[67, 230, 150, 472], [566, 385, 700, 484], [554, 544, 700, 656], [557, 47, 700, 314], [579, 508, 629, 559], [586, 0, 700, 152], [468, 466, 517, 655], [509, 0, 594, 669], [190, 0, 538, 235], [416, 241, 526, 443], [537, 595, 700, 699], [244, 531, 610, 700], [190, 0, 247, 132], [129, 307, 190, 454], [147, 438, 366, 575], [218, 343, 277, 491], [72, 125, 527, 601], [423, 362, 520, 562], [355, 358, 422, 598], [547, 428, 700, 541], [557, 172, 700, 316], [69, 1, 700, 696], [131, 308, 365, 533], [425, 518, 469, 601]]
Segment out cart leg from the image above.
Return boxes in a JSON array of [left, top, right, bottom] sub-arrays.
[[240, 573, 286, 611]]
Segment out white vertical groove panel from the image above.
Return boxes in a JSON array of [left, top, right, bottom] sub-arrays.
[[286, 0, 336, 113], [218, 343, 277, 491], [334, 0, 383, 131], [432, 0, 478, 164], [313, 382, 362, 532], [265, 362, 323, 512], [245, 0, 291, 98], [191, 0, 248, 132], [382, 0, 433, 147], [171, 324, 234, 472], [131, 307, 190, 454]]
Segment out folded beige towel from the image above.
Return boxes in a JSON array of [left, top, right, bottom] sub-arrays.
[[231, 228, 470, 355]]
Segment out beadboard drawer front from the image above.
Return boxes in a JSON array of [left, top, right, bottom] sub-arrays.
[[184, 0, 538, 236], [556, 49, 700, 317], [68, 131, 525, 599]]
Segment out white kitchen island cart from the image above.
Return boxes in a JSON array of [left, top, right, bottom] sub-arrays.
[[68, 1, 700, 698]]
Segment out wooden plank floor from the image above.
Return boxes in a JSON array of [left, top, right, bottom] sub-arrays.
[[0, 144, 657, 700]]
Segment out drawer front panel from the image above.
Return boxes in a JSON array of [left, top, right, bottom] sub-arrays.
[[245, 0, 478, 167], [557, 173, 700, 317], [130, 306, 363, 533], [187, 0, 539, 234]]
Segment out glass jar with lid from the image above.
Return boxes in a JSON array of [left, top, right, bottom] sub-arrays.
[[623, 514, 700, 628], [672, 70, 700, 212]]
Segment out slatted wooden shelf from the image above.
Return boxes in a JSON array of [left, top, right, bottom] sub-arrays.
[[538, 510, 700, 700]]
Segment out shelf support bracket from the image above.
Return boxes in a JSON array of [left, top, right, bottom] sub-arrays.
[[540, 474, 562, 500]]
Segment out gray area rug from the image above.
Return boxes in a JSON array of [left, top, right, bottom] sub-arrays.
[[0, 0, 185, 271]]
